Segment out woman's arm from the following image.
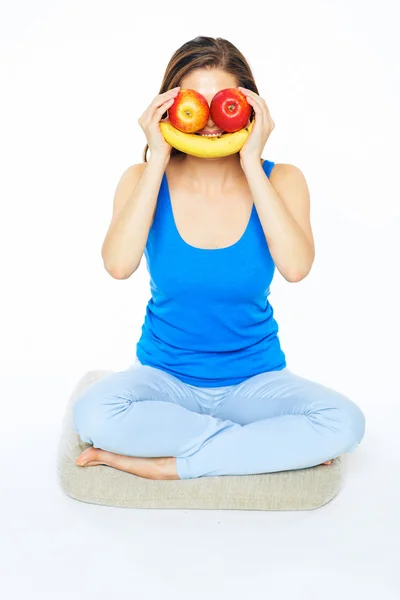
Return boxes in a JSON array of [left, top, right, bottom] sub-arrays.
[[101, 155, 169, 279], [241, 159, 315, 283]]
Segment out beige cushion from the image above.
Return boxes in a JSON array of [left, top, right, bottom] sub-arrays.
[[57, 370, 343, 510]]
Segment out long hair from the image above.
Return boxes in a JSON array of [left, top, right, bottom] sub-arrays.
[[142, 36, 259, 162]]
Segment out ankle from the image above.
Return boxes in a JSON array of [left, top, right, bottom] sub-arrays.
[[153, 457, 179, 480]]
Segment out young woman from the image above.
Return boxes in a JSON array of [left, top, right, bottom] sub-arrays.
[[73, 37, 365, 480]]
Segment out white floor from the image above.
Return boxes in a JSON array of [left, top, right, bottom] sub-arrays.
[[1, 374, 399, 600]]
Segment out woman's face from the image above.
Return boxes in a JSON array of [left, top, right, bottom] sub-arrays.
[[179, 68, 240, 134]]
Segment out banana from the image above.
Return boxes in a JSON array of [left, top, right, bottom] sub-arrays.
[[159, 120, 254, 158]]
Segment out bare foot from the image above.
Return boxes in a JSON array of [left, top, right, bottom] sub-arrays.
[[75, 447, 179, 480], [75, 446, 105, 466], [321, 460, 333, 465]]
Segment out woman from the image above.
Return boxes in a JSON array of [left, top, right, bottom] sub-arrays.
[[73, 36, 365, 480]]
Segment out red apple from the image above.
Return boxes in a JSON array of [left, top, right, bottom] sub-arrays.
[[210, 88, 251, 133], [168, 89, 210, 133]]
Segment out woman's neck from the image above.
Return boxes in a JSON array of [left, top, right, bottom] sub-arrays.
[[173, 153, 245, 193]]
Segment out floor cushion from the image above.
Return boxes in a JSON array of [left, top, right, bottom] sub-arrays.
[[57, 369, 343, 510]]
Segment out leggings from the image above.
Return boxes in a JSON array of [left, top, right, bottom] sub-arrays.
[[73, 359, 366, 480]]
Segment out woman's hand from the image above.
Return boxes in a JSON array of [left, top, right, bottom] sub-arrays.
[[238, 87, 275, 163], [138, 86, 181, 162]]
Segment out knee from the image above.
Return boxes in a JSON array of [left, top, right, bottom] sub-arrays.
[[72, 387, 111, 444], [335, 397, 366, 452], [72, 390, 94, 442], [312, 391, 366, 453], [346, 398, 365, 438]]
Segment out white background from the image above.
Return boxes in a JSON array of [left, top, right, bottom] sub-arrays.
[[1, 1, 399, 599]]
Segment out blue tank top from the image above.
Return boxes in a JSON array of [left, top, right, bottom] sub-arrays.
[[136, 159, 287, 386]]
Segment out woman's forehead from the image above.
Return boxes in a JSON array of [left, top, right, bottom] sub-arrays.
[[180, 68, 237, 93]]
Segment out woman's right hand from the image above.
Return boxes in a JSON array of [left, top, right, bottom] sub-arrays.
[[138, 86, 181, 162]]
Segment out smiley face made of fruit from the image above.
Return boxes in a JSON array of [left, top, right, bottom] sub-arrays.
[[159, 88, 254, 158]]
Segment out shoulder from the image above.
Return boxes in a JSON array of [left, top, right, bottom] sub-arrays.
[[265, 163, 313, 246], [112, 162, 148, 202], [118, 162, 147, 183], [268, 162, 308, 187], [267, 163, 310, 204], [113, 163, 148, 199], [267, 163, 310, 202], [110, 162, 148, 226]]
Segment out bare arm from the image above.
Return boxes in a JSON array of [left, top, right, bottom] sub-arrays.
[[241, 159, 314, 283], [101, 85, 180, 279], [101, 154, 169, 279]]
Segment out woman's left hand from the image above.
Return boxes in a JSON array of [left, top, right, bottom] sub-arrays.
[[238, 87, 275, 163]]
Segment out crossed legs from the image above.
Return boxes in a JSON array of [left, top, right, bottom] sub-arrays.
[[73, 365, 365, 479]]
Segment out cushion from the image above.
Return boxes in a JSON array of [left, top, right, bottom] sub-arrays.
[[57, 370, 343, 510]]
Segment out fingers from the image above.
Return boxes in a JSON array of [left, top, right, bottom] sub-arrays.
[[238, 87, 268, 110], [139, 87, 180, 126], [155, 97, 176, 123], [137, 89, 182, 159], [238, 87, 275, 130], [138, 96, 176, 143], [151, 86, 181, 109]]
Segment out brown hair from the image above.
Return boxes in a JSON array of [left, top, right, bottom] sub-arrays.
[[142, 36, 259, 162]]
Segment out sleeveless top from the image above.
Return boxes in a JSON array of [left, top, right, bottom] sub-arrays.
[[135, 159, 287, 387]]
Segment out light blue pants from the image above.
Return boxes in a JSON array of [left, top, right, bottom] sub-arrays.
[[73, 360, 366, 479]]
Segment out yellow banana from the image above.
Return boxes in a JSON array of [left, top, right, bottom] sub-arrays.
[[159, 120, 254, 158]]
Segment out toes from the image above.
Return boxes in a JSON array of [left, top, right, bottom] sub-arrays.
[[75, 447, 95, 466], [75, 446, 107, 467]]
